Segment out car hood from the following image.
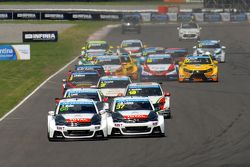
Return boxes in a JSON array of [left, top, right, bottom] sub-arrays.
[[100, 88, 126, 97], [61, 113, 95, 123], [68, 81, 96, 88]]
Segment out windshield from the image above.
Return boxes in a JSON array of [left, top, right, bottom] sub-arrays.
[[69, 74, 99, 83], [58, 102, 97, 114], [123, 16, 140, 23], [198, 43, 221, 48], [184, 57, 211, 64], [96, 59, 120, 65], [146, 57, 173, 64], [122, 42, 142, 48], [182, 23, 198, 29], [126, 87, 162, 96], [87, 43, 108, 50], [115, 100, 153, 112], [64, 92, 100, 101], [75, 66, 105, 76], [170, 52, 187, 58], [98, 80, 131, 88]]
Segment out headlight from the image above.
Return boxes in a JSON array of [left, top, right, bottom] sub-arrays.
[[112, 112, 124, 122], [55, 115, 66, 126], [91, 114, 101, 125], [148, 111, 158, 121], [205, 68, 213, 73], [183, 68, 192, 73]]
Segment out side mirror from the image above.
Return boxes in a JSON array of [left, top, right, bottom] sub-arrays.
[[221, 46, 226, 49], [62, 79, 66, 83], [213, 60, 218, 64], [193, 46, 197, 49], [164, 92, 171, 96], [110, 46, 114, 49], [177, 27, 180, 30], [48, 111, 55, 116]]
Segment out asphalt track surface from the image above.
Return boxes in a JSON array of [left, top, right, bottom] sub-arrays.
[[1, 22, 250, 167]]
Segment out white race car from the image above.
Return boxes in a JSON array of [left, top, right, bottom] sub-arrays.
[[117, 39, 144, 59], [97, 76, 132, 98], [94, 55, 122, 75], [193, 40, 226, 62], [107, 96, 165, 137], [47, 98, 108, 141], [125, 82, 171, 118], [177, 22, 201, 40]]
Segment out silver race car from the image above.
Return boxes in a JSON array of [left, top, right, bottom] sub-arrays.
[[177, 22, 201, 40]]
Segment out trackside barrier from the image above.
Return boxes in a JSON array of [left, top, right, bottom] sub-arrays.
[[0, 9, 250, 22]]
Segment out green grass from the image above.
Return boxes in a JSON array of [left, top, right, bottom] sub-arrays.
[[0, 21, 109, 118], [0, 0, 170, 6]]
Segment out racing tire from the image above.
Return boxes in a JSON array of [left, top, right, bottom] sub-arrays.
[[48, 132, 57, 142]]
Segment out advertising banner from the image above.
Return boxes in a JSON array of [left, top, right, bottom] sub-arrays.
[[13, 12, 40, 20], [0, 12, 12, 20], [220, 13, 230, 22], [0, 45, 30, 60], [204, 13, 222, 22], [193, 13, 204, 22], [23, 31, 58, 42], [139, 13, 151, 22], [167, 13, 177, 21], [230, 13, 247, 21], [177, 12, 193, 21], [151, 13, 169, 22]]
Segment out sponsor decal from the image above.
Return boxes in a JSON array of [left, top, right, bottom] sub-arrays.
[[177, 13, 193, 21], [66, 118, 91, 123], [123, 115, 148, 119], [23, 31, 58, 42], [0, 45, 30, 61], [72, 13, 93, 20]]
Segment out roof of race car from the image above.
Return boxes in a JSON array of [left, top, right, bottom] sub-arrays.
[[199, 40, 220, 45], [114, 96, 150, 102], [121, 39, 142, 43], [100, 76, 130, 81], [65, 88, 99, 94], [165, 48, 187, 53], [87, 40, 107, 44], [128, 82, 160, 88], [95, 55, 119, 60], [58, 98, 95, 104], [147, 54, 171, 58]]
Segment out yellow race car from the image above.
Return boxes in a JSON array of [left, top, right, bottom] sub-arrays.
[[115, 54, 138, 80], [178, 55, 218, 82]]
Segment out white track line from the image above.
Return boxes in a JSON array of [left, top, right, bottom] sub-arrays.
[[0, 24, 117, 122]]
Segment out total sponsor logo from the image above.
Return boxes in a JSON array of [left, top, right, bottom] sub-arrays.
[[100, 14, 119, 20], [44, 14, 64, 19], [25, 33, 56, 40], [17, 13, 37, 18], [123, 115, 148, 119], [72, 14, 92, 20]]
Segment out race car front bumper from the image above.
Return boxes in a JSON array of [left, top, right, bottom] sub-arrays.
[[108, 119, 164, 136], [49, 124, 107, 139]]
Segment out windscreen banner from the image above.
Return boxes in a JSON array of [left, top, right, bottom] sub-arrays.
[[0, 45, 30, 60]]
